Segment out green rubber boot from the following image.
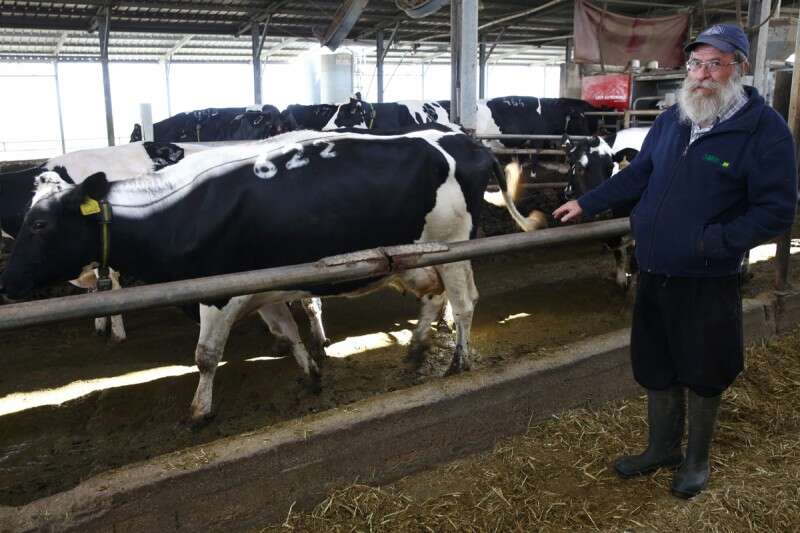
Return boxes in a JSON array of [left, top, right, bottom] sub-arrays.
[[671, 390, 721, 499], [615, 386, 685, 478]]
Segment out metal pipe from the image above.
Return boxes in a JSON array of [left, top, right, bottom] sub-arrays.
[[491, 148, 566, 155], [478, 134, 593, 141], [252, 23, 266, 105], [478, 0, 568, 31], [376, 29, 385, 103], [0, 218, 631, 331], [479, 38, 486, 99], [163, 59, 172, 117], [523, 182, 568, 189], [52, 61, 66, 155], [98, 8, 115, 146]]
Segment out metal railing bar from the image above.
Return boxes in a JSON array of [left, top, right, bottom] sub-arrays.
[[0, 218, 631, 331]]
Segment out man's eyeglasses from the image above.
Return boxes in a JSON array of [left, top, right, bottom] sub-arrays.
[[686, 58, 740, 73]]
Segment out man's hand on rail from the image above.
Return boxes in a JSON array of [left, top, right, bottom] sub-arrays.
[[552, 200, 583, 223]]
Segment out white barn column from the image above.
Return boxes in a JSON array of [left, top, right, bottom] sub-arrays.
[[455, 0, 478, 131], [252, 22, 268, 106], [479, 37, 486, 99], [752, 0, 776, 95], [450, 0, 462, 124], [139, 103, 154, 141], [162, 59, 173, 117]]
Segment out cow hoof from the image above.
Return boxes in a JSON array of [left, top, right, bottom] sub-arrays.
[[444, 361, 463, 376], [309, 340, 329, 363], [185, 411, 215, 432], [404, 340, 430, 365], [298, 375, 323, 395], [444, 345, 470, 376], [108, 334, 127, 346]]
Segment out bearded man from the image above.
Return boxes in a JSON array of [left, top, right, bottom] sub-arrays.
[[554, 24, 797, 498]]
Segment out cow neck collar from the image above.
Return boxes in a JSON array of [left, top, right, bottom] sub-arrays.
[[362, 101, 375, 129], [96, 200, 113, 291]]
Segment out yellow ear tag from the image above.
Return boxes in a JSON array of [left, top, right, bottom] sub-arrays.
[[80, 198, 101, 216]]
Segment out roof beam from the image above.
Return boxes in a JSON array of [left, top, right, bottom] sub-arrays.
[[263, 37, 299, 57], [237, 0, 291, 37], [53, 31, 69, 57], [478, 0, 570, 31], [163, 34, 194, 61]]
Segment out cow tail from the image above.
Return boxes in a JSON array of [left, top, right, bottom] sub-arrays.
[[491, 158, 540, 232]]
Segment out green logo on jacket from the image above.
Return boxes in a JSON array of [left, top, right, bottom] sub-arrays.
[[703, 153, 731, 168]]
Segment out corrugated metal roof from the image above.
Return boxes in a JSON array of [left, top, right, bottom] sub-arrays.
[[0, 1, 764, 65]]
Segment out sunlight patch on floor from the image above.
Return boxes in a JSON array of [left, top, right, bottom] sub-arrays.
[[325, 329, 413, 358], [498, 312, 532, 325], [749, 240, 800, 265], [244, 355, 286, 363], [0, 363, 228, 417]]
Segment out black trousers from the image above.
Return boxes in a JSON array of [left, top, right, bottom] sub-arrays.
[[630, 272, 743, 397]]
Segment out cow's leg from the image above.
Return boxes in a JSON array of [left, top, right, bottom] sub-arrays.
[[435, 261, 478, 376], [390, 267, 446, 364], [613, 244, 629, 289], [257, 302, 322, 392], [405, 291, 447, 365], [71, 266, 127, 343], [191, 297, 251, 424], [300, 297, 330, 360], [105, 269, 127, 343]]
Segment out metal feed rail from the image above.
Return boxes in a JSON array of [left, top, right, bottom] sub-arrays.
[[0, 218, 631, 331]]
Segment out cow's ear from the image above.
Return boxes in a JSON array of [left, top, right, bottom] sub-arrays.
[[354, 91, 362, 101], [79, 172, 111, 200]]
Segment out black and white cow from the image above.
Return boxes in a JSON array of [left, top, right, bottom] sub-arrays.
[[605, 127, 649, 173], [0, 141, 210, 341], [1, 141, 332, 351], [0, 142, 201, 239], [438, 96, 601, 147], [281, 93, 452, 131], [129, 105, 289, 143], [562, 134, 638, 290], [0, 127, 533, 424]]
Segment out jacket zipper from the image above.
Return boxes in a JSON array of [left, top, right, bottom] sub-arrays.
[[645, 136, 690, 270]]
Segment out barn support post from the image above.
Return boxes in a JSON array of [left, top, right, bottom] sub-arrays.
[[252, 21, 269, 106], [139, 103, 154, 142], [775, 17, 800, 290], [97, 8, 115, 146], [750, 0, 775, 95], [52, 61, 66, 155], [376, 30, 385, 102], [162, 59, 172, 117], [459, 0, 478, 131], [479, 37, 486, 99], [450, 0, 462, 125]]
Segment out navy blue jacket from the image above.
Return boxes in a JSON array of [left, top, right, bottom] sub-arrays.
[[579, 87, 797, 277]]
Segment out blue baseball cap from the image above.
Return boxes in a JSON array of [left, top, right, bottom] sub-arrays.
[[685, 24, 749, 58]]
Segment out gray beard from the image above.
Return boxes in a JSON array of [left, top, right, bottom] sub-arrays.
[[677, 73, 745, 126]]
